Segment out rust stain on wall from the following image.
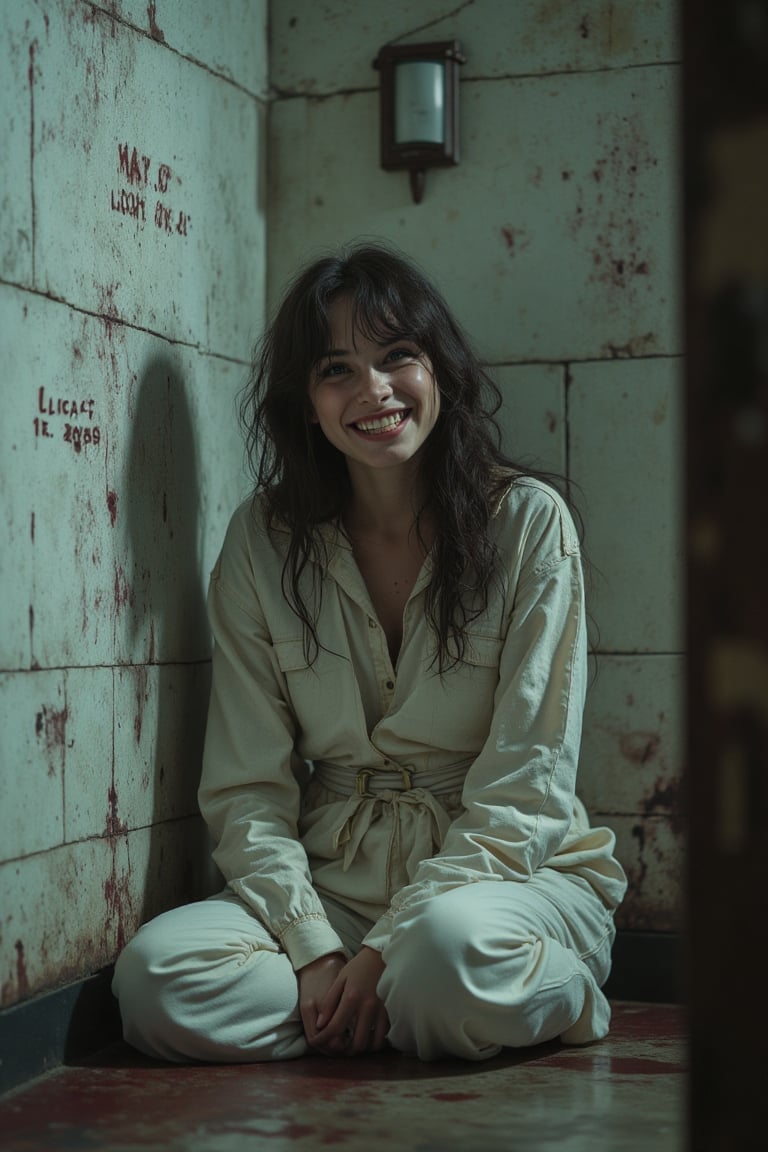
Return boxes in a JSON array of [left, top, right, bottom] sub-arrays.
[[105, 786, 132, 953], [113, 564, 134, 613], [643, 775, 684, 834], [35, 703, 69, 777], [619, 730, 661, 765], [500, 226, 531, 257], [2, 941, 30, 1006], [134, 665, 149, 745], [106, 489, 118, 526], [147, 2, 166, 44]]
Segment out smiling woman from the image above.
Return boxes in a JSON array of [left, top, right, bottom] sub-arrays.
[[308, 297, 441, 474], [112, 241, 627, 1065]]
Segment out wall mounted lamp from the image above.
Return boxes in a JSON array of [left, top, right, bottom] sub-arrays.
[[373, 40, 465, 205]]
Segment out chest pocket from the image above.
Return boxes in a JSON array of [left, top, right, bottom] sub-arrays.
[[273, 637, 365, 762], [417, 631, 504, 755], [454, 632, 503, 668]]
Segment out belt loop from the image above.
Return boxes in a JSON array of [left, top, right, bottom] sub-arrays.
[[356, 768, 374, 798], [398, 766, 413, 791]]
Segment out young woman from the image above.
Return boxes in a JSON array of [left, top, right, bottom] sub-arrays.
[[113, 242, 627, 1063]]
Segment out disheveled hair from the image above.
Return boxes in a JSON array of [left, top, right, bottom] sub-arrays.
[[240, 241, 579, 670]]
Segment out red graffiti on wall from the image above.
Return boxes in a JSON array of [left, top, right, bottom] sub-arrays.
[[111, 143, 191, 239], [33, 387, 100, 454]]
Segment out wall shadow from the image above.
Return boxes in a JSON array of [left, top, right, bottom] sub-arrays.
[[123, 355, 213, 926]]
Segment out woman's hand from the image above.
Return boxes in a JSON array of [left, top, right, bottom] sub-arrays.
[[297, 953, 347, 1053], [310, 946, 389, 1056]]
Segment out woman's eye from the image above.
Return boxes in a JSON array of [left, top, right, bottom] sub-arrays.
[[386, 347, 415, 363], [320, 361, 348, 378]]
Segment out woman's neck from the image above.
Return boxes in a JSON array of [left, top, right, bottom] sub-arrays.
[[344, 461, 427, 541]]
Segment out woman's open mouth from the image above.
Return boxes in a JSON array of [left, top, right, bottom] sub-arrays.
[[351, 409, 412, 438]]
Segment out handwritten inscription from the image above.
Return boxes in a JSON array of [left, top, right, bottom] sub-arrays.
[[34, 387, 100, 454], [110, 143, 191, 238]]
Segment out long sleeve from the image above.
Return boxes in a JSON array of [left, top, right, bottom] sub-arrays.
[[198, 512, 346, 971], [363, 488, 589, 948]]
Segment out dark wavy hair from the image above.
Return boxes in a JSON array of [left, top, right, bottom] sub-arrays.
[[240, 241, 578, 670]]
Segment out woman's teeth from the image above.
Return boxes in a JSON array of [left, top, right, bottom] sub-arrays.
[[354, 410, 408, 434]]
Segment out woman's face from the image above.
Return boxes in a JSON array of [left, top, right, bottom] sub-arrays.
[[308, 295, 440, 474]]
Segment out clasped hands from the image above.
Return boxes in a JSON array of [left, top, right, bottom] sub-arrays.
[[298, 945, 388, 1056]]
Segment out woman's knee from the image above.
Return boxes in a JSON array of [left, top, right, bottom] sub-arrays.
[[112, 903, 305, 1063], [382, 887, 537, 1009]]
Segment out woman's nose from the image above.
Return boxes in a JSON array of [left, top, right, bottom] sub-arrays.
[[358, 367, 393, 403]]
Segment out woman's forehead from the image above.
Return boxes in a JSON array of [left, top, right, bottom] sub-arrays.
[[324, 293, 410, 348]]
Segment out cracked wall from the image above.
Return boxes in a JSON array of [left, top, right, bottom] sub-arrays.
[[268, 0, 684, 934], [0, 0, 267, 1008]]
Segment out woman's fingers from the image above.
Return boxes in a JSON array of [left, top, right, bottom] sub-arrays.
[[371, 1005, 390, 1050]]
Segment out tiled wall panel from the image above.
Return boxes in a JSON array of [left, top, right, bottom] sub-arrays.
[[114, 0, 268, 95], [111, 663, 210, 835], [0, 1, 43, 286], [609, 815, 684, 932], [270, 0, 680, 92], [579, 655, 684, 930], [0, 672, 67, 860], [493, 364, 566, 475], [29, 0, 265, 357], [0, 818, 211, 1006], [268, 65, 680, 364], [569, 357, 684, 654], [1, 287, 248, 673]]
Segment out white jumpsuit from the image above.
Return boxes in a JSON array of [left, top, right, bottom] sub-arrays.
[[113, 479, 627, 1062]]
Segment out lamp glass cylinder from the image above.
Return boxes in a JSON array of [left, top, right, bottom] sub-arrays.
[[393, 61, 445, 145]]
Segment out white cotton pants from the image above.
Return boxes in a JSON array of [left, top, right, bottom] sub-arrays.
[[112, 871, 616, 1064]]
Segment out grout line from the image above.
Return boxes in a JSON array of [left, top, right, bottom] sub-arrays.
[[0, 279, 252, 366], [0, 659, 212, 675], [28, 42, 36, 287], [0, 813, 206, 870], [269, 58, 683, 103]]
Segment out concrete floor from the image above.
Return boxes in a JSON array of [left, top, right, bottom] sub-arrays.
[[0, 1002, 685, 1152]]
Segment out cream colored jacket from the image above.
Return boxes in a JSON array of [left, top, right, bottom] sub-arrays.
[[198, 479, 627, 971]]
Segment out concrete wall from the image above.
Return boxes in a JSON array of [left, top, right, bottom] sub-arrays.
[[0, 0, 267, 1008], [268, 0, 684, 934]]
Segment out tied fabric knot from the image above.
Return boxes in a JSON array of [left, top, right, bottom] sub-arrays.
[[332, 788, 452, 874]]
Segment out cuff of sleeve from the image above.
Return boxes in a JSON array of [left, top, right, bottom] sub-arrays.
[[361, 913, 394, 953], [279, 916, 347, 971]]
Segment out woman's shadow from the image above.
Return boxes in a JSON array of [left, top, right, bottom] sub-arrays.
[[123, 355, 222, 925]]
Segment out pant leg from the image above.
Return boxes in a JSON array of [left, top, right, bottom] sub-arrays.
[[112, 890, 309, 1062], [379, 870, 616, 1062]]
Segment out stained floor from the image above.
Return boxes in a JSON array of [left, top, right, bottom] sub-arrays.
[[0, 1002, 685, 1152]]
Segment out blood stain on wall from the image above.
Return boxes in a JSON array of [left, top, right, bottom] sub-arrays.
[[106, 489, 118, 526], [9, 941, 31, 1002], [113, 565, 133, 613], [35, 703, 69, 777]]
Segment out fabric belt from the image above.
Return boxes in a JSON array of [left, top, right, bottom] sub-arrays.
[[313, 759, 469, 798]]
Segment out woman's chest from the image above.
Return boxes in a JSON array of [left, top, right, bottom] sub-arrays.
[[351, 538, 426, 663]]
